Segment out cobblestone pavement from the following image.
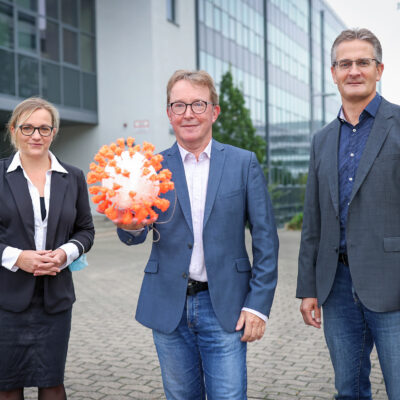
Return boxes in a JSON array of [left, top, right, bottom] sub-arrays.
[[25, 218, 387, 399]]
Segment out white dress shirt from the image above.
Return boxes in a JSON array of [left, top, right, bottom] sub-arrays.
[[1, 151, 79, 272], [178, 141, 210, 282], [178, 140, 267, 322]]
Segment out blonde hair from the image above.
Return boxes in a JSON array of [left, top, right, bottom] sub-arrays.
[[167, 70, 219, 105], [7, 97, 60, 149]]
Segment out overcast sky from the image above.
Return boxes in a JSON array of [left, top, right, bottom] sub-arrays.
[[325, 0, 400, 103]]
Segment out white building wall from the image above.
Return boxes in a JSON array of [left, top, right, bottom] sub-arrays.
[[53, 0, 196, 181]]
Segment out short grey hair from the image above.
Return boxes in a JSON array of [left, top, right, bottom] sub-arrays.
[[167, 70, 219, 105], [331, 28, 382, 65]]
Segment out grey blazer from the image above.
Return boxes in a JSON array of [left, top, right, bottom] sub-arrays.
[[297, 97, 400, 312]]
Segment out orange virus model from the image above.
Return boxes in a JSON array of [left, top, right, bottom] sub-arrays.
[[87, 137, 174, 225]]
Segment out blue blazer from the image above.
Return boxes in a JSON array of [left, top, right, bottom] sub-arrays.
[[0, 154, 95, 313], [118, 140, 279, 333]]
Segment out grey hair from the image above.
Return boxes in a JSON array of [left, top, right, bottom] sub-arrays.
[[331, 28, 382, 65]]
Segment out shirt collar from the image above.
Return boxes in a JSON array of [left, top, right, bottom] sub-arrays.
[[7, 151, 68, 174], [177, 139, 212, 162], [337, 92, 382, 123]]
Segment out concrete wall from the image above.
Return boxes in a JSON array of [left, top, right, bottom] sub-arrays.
[[53, 0, 196, 178]]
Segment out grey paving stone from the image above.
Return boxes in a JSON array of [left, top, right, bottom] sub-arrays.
[[19, 219, 388, 399]]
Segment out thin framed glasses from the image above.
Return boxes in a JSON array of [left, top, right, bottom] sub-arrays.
[[168, 100, 215, 115], [333, 58, 380, 70], [18, 124, 54, 137]]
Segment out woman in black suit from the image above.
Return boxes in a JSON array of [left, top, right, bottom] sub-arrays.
[[0, 97, 95, 400]]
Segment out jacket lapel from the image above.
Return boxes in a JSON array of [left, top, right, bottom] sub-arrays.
[[5, 165, 36, 248], [46, 171, 68, 249], [166, 143, 193, 233], [203, 140, 225, 228], [327, 120, 341, 216], [349, 99, 393, 204]]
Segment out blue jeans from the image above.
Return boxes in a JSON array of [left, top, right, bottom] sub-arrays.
[[152, 290, 247, 400], [323, 262, 400, 400]]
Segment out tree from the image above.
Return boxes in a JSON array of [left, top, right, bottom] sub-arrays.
[[213, 70, 266, 165]]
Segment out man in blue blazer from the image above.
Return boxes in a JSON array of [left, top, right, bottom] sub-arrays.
[[117, 70, 278, 399], [297, 29, 400, 399]]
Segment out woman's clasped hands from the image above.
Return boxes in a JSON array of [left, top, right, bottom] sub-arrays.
[[15, 249, 67, 276]]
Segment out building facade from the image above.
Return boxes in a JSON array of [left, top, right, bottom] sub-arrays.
[[0, 0, 346, 223], [196, 0, 345, 223]]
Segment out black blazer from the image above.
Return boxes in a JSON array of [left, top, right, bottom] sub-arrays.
[[0, 153, 95, 313]]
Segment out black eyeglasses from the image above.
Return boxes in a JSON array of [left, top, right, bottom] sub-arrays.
[[168, 100, 215, 115], [18, 124, 54, 137], [332, 58, 380, 70]]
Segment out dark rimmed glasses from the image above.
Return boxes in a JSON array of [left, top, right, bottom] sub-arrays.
[[332, 58, 380, 70], [168, 100, 215, 115], [18, 124, 54, 137]]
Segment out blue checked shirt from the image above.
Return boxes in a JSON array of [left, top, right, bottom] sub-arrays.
[[338, 93, 382, 252]]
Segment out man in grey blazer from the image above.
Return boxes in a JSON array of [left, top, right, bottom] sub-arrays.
[[297, 28, 400, 399]]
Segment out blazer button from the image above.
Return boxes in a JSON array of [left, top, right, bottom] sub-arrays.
[[188, 243, 193, 249], [334, 247, 338, 253], [182, 272, 188, 279]]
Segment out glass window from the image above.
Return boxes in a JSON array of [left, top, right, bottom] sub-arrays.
[[243, 27, 249, 49], [18, 12, 36, 52], [63, 66, 80, 107], [80, 34, 94, 72], [0, 3, 13, 48], [166, 0, 176, 23], [213, 7, 221, 32], [0, 49, 15, 95], [62, 0, 78, 27], [45, 0, 58, 19], [199, 50, 206, 69], [242, 3, 248, 25], [82, 72, 96, 110], [222, 11, 228, 37], [63, 28, 78, 64], [40, 19, 59, 61], [80, 0, 94, 32], [18, 54, 39, 97], [236, 21, 242, 46], [41, 62, 60, 103], [235, 0, 242, 20], [229, 0, 236, 17], [198, 0, 204, 22], [17, 0, 37, 12], [205, 1, 213, 28], [229, 17, 235, 41]]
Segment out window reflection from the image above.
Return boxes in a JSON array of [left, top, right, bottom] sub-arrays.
[[80, 34, 95, 72], [17, 0, 37, 12], [62, 0, 78, 27], [80, 0, 94, 33], [18, 54, 39, 97], [0, 3, 13, 48], [42, 62, 60, 103], [0, 49, 15, 95], [0, 0, 96, 112], [63, 28, 78, 64], [18, 12, 36, 52], [40, 18, 59, 61], [63, 67, 80, 107]]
